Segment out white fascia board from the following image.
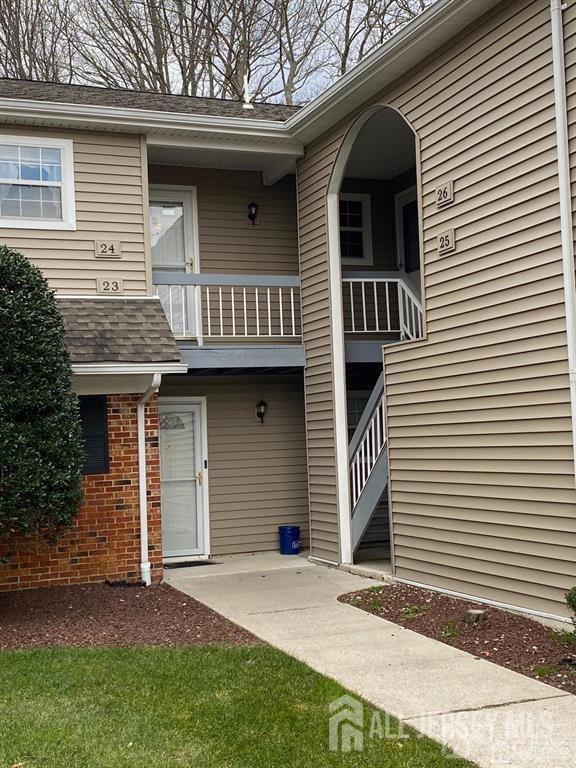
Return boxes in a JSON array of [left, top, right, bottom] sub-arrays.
[[146, 132, 303, 158], [72, 362, 188, 375]]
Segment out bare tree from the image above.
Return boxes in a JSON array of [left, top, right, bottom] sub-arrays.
[[0, 0, 76, 82], [0, 0, 436, 103], [328, 0, 433, 77], [74, 0, 174, 92], [268, 0, 336, 104]]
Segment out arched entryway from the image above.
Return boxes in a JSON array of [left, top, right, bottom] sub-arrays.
[[326, 105, 423, 565]]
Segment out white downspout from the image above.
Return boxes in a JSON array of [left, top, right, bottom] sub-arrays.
[[138, 373, 162, 586], [551, 0, 576, 484]]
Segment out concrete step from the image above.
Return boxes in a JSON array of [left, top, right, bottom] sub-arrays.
[[340, 559, 394, 583]]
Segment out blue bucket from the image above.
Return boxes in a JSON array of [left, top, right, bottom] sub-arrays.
[[278, 525, 301, 555]]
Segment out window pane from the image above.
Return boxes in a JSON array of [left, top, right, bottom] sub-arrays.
[[0, 145, 62, 183], [20, 200, 42, 218], [0, 183, 62, 220], [0, 144, 18, 162], [41, 200, 62, 219], [20, 162, 41, 181], [340, 230, 363, 260], [1, 198, 20, 217], [150, 201, 186, 270], [41, 164, 62, 182], [40, 147, 61, 165], [20, 146, 40, 163], [20, 186, 41, 201], [0, 161, 18, 179], [340, 198, 363, 228], [0, 183, 18, 200]]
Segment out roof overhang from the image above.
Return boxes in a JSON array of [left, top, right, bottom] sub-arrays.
[[0, 0, 504, 162]]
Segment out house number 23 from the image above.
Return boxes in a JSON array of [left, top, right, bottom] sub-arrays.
[[97, 277, 124, 294]]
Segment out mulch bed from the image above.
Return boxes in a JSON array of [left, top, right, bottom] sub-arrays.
[[0, 582, 260, 650], [339, 583, 576, 694]]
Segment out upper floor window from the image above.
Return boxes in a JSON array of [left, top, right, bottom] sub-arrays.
[[0, 136, 76, 230], [339, 193, 373, 265]]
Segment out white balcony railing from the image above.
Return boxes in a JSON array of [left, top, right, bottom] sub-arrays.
[[153, 272, 301, 343], [342, 273, 423, 341], [154, 271, 423, 345]]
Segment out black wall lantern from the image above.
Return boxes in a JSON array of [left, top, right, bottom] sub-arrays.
[[247, 201, 258, 225], [256, 399, 268, 424]]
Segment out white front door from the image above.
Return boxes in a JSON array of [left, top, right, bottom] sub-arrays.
[[159, 402, 205, 558]]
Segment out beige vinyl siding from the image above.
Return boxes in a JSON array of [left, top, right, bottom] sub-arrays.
[[297, 0, 576, 613], [382, 0, 575, 617], [159, 375, 309, 555], [0, 125, 148, 294], [565, 0, 576, 268], [148, 166, 298, 275], [297, 129, 348, 562]]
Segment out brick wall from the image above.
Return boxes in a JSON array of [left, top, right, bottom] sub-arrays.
[[0, 393, 162, 591]]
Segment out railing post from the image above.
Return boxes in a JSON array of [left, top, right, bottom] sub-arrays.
[[195, 284, 204, 346], [398, 282, 406, 340]]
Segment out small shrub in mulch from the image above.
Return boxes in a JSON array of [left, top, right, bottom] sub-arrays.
[[339, 583, 576, 694], [0, 583, 260, 650]]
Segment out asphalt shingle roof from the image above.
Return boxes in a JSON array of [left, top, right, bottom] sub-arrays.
[[0, 79, 299, 122], [57, 297, 181, 364]]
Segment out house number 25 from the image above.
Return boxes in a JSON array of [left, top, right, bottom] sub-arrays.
[[438, 229, 456, 255]]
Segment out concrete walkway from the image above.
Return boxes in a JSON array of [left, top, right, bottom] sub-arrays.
[[166, 553, 575, 768]]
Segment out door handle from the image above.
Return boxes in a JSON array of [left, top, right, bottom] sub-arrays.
[[196, 471, 203, 486]]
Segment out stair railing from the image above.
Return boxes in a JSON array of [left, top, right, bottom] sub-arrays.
[[349, 373, 386, 508]]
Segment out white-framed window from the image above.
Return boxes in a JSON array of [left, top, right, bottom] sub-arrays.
[[339, 192, 373, 265], [0, 135, 76, 230], [149, 186, 199, 273]]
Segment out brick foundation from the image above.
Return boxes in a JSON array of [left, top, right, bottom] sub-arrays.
[[0, 393, 162, 591]]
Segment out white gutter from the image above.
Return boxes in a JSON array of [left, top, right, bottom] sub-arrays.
[[72, 362, 187, 375], [0, 96, 289, 136], [138, 373, 162, 586], [551, 0, 576, 485]]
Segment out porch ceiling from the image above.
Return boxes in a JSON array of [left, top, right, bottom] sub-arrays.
[[147, 138, 301, 184]]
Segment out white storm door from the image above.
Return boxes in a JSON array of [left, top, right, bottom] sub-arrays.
[[159, 403, 204, 558]]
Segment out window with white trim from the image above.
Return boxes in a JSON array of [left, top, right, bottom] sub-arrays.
[[339, 193, 373, 265], [0, 136, 76, 230]]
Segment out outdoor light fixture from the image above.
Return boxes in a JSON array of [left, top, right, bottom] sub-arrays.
[[247, 201, 258, 225], [256, 399, 268, 424]]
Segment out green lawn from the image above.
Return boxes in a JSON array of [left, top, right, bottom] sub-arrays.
[[0, 645, 475, 768]]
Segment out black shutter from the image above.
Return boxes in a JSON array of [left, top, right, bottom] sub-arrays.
[[79, 395, 109, 475]]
